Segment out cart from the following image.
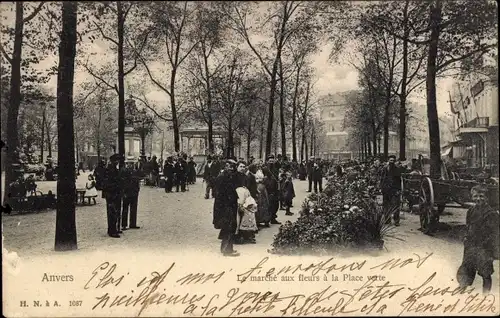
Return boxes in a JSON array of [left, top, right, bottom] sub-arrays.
[[401, 158, 499, 234]]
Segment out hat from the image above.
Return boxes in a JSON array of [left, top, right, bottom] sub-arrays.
[[227, 159, 237, 165], [310, 156, 315, 159], [267, 155, 275, 160], [110, 154, 123, 161]]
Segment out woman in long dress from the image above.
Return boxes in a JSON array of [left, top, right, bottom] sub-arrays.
[[235, 162, 258, 244], [255, 168, 271, 227]]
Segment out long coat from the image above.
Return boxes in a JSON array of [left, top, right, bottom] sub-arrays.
[[256, 182, 271, 223], [246, 172, 258, 199], [213, 170, 239, 231]]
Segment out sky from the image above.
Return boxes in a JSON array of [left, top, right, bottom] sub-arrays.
[[1, 1, 458, 117]]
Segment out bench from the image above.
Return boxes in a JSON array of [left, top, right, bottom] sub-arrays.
[[84, 194, 97, 205], [7, 191, 56, 213], [76, 189, 86, 205]]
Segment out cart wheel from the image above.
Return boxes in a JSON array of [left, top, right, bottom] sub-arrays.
[[419, 177, 435, 233]]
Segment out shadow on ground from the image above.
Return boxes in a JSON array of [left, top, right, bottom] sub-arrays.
[[428, 222, 466, 244]]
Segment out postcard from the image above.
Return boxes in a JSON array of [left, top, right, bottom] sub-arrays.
[[2, 1, 499, 317]]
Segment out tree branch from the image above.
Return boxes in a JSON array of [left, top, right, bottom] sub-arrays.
[[437, 44, 497, 71], [130, 93, 173, 122], [93, 21, 119, 46], [0, 43, 12, 64], [137, 55, 172, 96], [23, 2, 45, 24], [124, 27, 152, 76], [233, 6, 272, 77], [82, 61, 119, 94]]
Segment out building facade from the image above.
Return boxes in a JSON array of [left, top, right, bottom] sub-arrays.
[[318, 91, 399, 160], [449, 77, 498, 170], [406, 104, 455, 160]]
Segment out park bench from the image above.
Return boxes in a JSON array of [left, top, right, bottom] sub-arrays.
[[75, 188, 98, 205], [8, 190, 56, 213]]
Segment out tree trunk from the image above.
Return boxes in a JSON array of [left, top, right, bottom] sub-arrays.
[[246, 122, 251, 161], [227, 118, 233, 159], [41, 110, 45, 162], [291, 64, 301, 162], [265, 60, 279, 159], [300, 131, 304, 162], [46, 118, 52, 158], [96, 102, 102, 163], [3, 2, 24, 206], [170, 68, 180, 152], [372, 127, 377, 156], [278, 57, 286, 158], [426, 0, 442, 178], [203, 53, 214, 153], [304, 135, 309, 161], [367, 133, 372, 156], [399, 0, 410, 161], [383, 93, 390, 160], [259, 116, 264, 159], [117, 1, 125, 167], [55, 1, 78, 251], [310, 129, 314, 157]]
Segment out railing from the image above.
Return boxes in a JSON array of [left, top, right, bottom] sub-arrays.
[[460, 117, 489, 129]]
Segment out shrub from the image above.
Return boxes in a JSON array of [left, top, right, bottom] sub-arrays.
[[271, 170, 401, 255]]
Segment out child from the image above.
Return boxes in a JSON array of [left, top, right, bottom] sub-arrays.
[[85, 174, 98, 205], [457, 185, 499, 293], [281, 171, 295, 216]]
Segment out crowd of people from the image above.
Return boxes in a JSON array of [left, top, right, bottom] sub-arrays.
[[211, 154, 298, 256]]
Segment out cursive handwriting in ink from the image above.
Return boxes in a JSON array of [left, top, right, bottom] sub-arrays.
[[405, 272, 474, 301], [84, 262, 126, 290], [176, 270, 226, 285], [370, 252, 433, 271], [237, 257, 366, 283], [459, 293, 497, 314], [136, 262, 175, 288]]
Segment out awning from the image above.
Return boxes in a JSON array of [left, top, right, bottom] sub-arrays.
[[450, 139, 469, 147], [441, 147, 452, 157]]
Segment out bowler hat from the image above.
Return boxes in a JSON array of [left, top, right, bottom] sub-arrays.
[[110, 153, 123, 161]]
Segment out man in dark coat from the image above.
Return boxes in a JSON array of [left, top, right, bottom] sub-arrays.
[[313, 157, 323, 193], [103, 154, 124, 238], [203, 155, 217, 199], [380, 155, 402, 226], [246, 164, 258, 199], [121, 160, 142, 230], [306, 156, 314, 192], [187, 156, 197, 184], [175, 154, 188, 192], [306, 156, 315, 192], [213, 159, 240, 257], [163, 157, 174, 193], [263, 166, 281, 225]]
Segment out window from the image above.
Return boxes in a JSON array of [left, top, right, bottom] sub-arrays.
[[329, 110, 335, 117], [330, 125, 335, 132]]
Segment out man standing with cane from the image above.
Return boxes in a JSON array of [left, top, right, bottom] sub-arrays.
[[103, 154, 124, 238]]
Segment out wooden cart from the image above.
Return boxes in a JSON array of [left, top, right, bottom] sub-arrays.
[[401, 160, 499, 234]]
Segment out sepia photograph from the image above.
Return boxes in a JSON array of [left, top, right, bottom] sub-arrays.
[[1, 1, 499, 316]]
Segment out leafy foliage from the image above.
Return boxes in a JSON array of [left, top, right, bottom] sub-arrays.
[[271, 168, 401, 255]]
